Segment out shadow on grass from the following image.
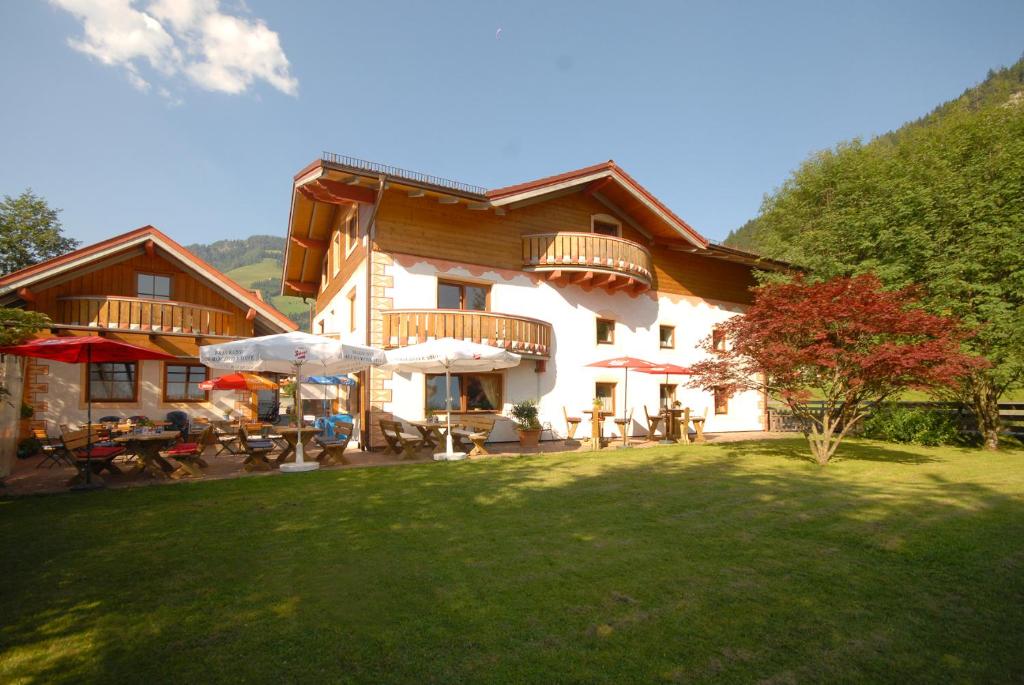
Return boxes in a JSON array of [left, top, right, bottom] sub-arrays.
[[1, 442, 1023, 683], [717, 436, 942, 465]]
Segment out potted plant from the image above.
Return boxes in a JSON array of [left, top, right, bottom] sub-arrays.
[[510, 400, 542, 448]]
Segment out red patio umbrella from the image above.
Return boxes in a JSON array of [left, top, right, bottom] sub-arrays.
[[198, 372, 279, 391], [637, 363, 693, 397], [0, 336, 176, 488], [586, 356, 658, 446]]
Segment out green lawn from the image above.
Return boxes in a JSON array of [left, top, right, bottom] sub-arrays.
[[2, 439, 1023, 683]]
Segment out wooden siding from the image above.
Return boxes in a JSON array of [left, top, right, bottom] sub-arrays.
[[316, 206, 366, 311], [522, 232, 654, 287], [381, 309, 551, 358], [374, 189, 756, 303], [29, 250, 255, 339]]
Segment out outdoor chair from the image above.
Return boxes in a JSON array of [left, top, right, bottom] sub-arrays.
[[237, 426, 274, 472], [33, 426, 71, 468], [379, 419, 424, 460], [161, 425, 212, 479], [679, 407, 692, 444], [314, 419, 354, 466], [563, 407, 582, 441], [451, 415, 497, 457], [613, 410, 634, 444], [59, 427, 126, 486], [644, 405, 664, 438]]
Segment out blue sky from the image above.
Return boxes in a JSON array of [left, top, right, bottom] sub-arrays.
[[1, 1, 1022, 247]]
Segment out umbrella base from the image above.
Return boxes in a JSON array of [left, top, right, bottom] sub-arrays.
[[280, 462, 320, 473], [433, 451, 467, 461]]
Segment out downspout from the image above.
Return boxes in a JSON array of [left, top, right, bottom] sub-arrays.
[[362, 175, 386, 450]]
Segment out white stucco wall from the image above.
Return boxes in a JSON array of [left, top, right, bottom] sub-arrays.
[[380, 257, 764, 443], [36, 360, 247, 431]]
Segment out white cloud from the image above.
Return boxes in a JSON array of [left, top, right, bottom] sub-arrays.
[[51, 0, 297, 98]]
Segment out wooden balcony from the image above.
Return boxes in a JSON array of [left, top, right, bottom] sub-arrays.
[[522, 232, 654, 293], [56, 296, 243, 338], [381, 309, 552, 359]]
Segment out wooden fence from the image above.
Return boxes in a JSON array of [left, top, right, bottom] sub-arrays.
[[768, 401, 1024, 437]]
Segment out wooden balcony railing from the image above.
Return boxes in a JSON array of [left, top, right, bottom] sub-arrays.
[[56, 296, 241, 337], [522, 232, 654, 293], [381, 309, 552, 358]]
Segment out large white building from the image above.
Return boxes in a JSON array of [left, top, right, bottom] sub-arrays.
[[281, 154, 787, 447]]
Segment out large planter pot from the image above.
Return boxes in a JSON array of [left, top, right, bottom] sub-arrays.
[[517, 428, 542, 448]]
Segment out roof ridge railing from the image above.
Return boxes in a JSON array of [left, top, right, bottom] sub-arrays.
[[321, 152, 488, 196]]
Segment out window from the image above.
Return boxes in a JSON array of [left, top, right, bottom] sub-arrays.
[[595, 382, 616, 413], [659, 325, 675, 349], [437, 279, 489, 311], [596, 318, 615, 345], [345, 210, 359, 255], [712, 327, 726, 353], [660, 384, 677, 409], [714, 387, 729, 415], [591, 213, 622, 237], [426, 373, 503, 412], [348, 289, 357, 332], [88, 362, 138, 402], [164, 364, 208, 402], [321, 252, 329, 289], [331, 232, 342, 277], [137, 273, 171, 301]]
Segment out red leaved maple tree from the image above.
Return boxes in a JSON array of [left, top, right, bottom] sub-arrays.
[[688, 274, 981, 464]]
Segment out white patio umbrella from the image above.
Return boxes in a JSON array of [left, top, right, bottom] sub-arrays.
[[383, 337, 521, 460], [200, 332, 384, 472]]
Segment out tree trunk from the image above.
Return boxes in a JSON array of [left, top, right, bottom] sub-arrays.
[[969, 376, 1001, 451]]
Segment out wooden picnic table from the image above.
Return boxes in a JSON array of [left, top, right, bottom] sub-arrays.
[[113, 431, 180, 479], [583, 409, 613, 448], [274, 427, 322, 465], [408, 419, 447, 449]]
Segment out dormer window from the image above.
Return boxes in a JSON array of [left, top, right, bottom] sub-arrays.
[[591, 213, 621, 238]]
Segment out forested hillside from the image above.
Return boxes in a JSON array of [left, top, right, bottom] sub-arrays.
[[722, 54, 1024, 448], [186, 235, 309, 329]]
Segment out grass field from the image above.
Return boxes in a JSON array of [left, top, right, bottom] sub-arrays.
[[2, 439, 1022, 683]]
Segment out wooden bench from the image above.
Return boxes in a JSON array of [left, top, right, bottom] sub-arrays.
[[237, 426, 274, 472], [451, 415, 497, 457], [380, 420, 423, 459], [60, 427, 126, 486], [315, 419, 354, 466], [563, 407, 582, 441], [161, 425, 213, 479]]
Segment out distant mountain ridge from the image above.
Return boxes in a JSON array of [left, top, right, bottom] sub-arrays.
[[724, 55, 1024, 251], [186, 234, 309, 329]]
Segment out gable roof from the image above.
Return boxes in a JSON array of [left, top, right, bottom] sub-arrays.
[[0, 225, 297, 334]]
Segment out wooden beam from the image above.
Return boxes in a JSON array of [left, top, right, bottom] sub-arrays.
[[246, 307, 257, 321], [144, 239, 156, 258], [438, 196, 459, 205], [494, 207, 506, 216], [593, 273, 618, 288], [571, 271, 594, 285], [546, 270, 563, 282], [284, 279, 318, 296], [407, 189, 426, 198], [16, 287, 35, 303], [609, 276, 634, 291], [467, 202, 490, 211], [312, 179, 376, 204], [290, 235, 328, 251]]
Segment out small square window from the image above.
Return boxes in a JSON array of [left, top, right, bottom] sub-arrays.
[[595, 382, 616, 413], [714, 387, 729, 415], [712, 328, 726, 353], [596, 318, 615, 345], [137, 273, 171, 300], [659, 325, 675, 349]]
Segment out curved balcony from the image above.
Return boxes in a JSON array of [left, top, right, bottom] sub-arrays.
[[381, 309, 552, 359], [56, 295, 242, 337], [522, 232, 654, 293]]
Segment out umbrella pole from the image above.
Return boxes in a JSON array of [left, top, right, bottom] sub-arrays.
[[445, 366, 454, 457], [85, 345, 92, 486], [294, 362, 305, 465], [621, 367, 629, 447]]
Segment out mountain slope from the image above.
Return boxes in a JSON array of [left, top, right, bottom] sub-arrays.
[[186, 235, 309, 329]]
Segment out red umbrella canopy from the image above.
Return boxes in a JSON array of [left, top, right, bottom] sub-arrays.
[[637, 363, 693, 375], [0, 336, 177, 363], [198, 372, 279, 391], [586, 356, 658, 369]]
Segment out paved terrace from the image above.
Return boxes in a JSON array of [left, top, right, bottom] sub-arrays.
[[2, 432, 791, 497]]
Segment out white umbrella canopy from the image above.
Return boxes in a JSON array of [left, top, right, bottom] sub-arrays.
[[200, 332, 385, 471], [384, 337, 521, 460]]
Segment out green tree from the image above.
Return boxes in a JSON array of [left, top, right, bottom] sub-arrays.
[[0, 189, 79, 275], [751, 100, 1024, 450], [0, 308, 50, 347]]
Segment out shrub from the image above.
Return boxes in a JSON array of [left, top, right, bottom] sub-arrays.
[[16, 437, 41, 459], [862, 404, 961, 446], [509, 400, 541, 430]]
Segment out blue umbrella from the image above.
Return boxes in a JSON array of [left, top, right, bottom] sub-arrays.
[[305, 375, 356, 417]]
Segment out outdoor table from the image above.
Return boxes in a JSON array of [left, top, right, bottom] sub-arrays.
[[583, 410, 613, 448], [274, 427, 322, 466], [661, 408, 688, 443], [691, 416, 706, 443], [408, 419, 447, 449], [113, 430, 181, 479]]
